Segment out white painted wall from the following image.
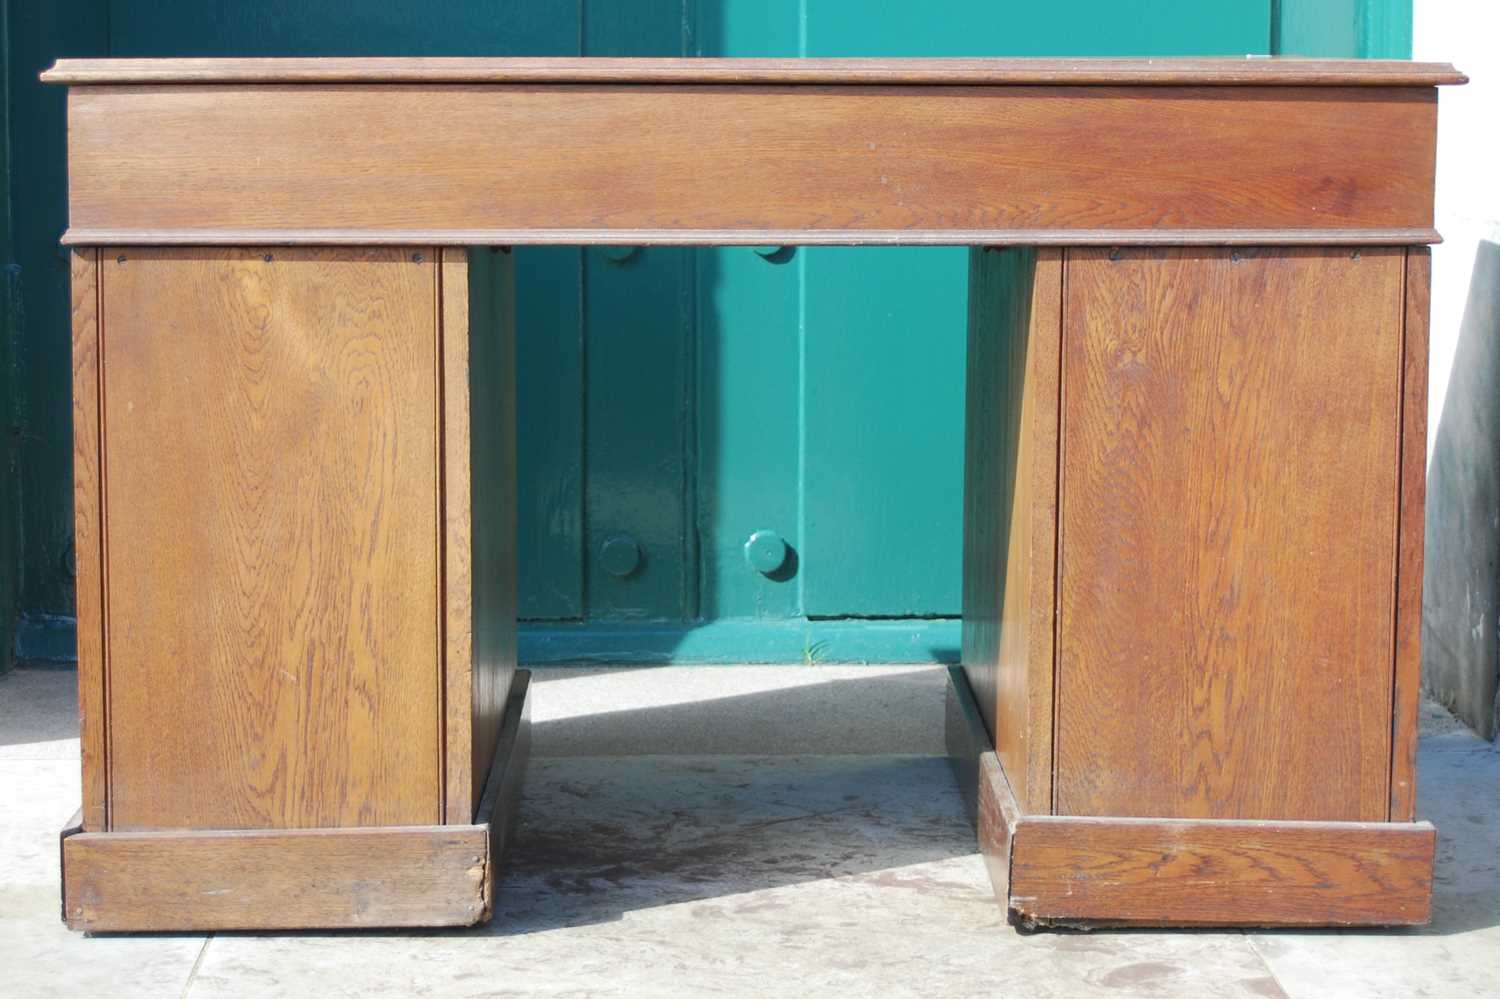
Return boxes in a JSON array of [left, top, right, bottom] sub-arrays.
[[1415, 0, 1500, 737], [1417, 0, 1500, 453]]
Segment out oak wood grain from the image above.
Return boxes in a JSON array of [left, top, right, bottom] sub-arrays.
[[99, 248, 443, 830], [440, 249, 473, 823], [59, 809, 82, 923], [464, 248, 519, 824], [474, 669, 531, 914], [962, 248, 1061, 814], [440, 248, 519, 823], [69, 248, 107, 832], [1056, 247, 1405, 822], [63, 823, 489, 931], [40, 56, 1467, 87], [57, 227, 1447, 249], [945, 667, 987, 829], [946, 669, 1024, 910], [1010, 815, 1435, 927], [62, 85, 1438, 243], [1391, 247, 1431, 822], [961, 253, 1005, 774], [60, 665, 532, 931], [947, 667, 1434, 929]]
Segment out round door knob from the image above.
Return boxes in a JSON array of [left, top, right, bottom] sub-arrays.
[[744, 530, 789, 575], [600, 534, 642, 577]]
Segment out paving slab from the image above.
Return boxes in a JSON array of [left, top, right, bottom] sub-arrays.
[[0, 751, 207, 999], [1248, 730, 1500, 999], [2, 664, 1497, 999], [189, 756, 1280, 999]]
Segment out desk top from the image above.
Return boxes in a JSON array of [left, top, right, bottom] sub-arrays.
[[44, 57, 1460, 247], [41, 56, 1466, 88]]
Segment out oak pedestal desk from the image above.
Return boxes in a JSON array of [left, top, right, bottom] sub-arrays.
[[42, 56, 1464, 932]]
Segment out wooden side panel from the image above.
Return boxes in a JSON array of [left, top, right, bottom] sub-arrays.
[[440, 249, 474, 822], [466, 248, 518, 818], [441, 247, 517, 823], [475, 670, 531, 912], [945, 667, 986, 827], [1010, 816, 1435, 927], [961, 247, 1061, 814], [944, 667, 1021, 912], [945, 666, 1432, 929], [61, 664, 532, 933], [64, 85, 1438, 242], [961, 252, 1005, 757], [100, 248, 443, 830], [1056, 247, 1405, 822], [62, 823, 489, 931], [1391, 247, 1431, 821], [70, 249, 106, 832]]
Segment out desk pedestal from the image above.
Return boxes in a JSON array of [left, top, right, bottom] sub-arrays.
[[60, 242, 1435, 930], [956, 245, 1435, 927], [61, 247, 526, 931]]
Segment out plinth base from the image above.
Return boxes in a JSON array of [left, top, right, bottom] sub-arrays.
[[60, 671, 531, 932], [944, 667, 1435, 929]]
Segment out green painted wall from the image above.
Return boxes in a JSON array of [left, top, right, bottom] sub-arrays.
[[0, 0, 1408, 666], [0, 0, 16, 674], [4, 2, 107, 668]]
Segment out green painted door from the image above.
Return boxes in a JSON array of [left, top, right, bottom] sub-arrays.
[[693, 1, 1275, 654], [4, 0, 1408, 666]]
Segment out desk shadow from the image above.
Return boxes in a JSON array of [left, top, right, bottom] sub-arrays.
[[496, 669, 1500, 940], [486, 752, 971, 937], [475, 669, 966, 936], [1408, 732, 1500, 937]]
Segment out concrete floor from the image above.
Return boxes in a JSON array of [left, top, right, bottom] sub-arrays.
[[3, 664, 1498, 998]]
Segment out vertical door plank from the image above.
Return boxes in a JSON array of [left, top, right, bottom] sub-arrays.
[[582, 247, 692, 619], [100, 247, 442, 830], [1390, 247, 1430, 821], [1056, 247, 1403, 822], [513, 248, 585, 621], [803, 0, 1270, 58], [693, 3, 804, 625], [578, 0, 694, 622], [695, 243, 802, 622], [802, 248, 968, 618], [961, 247, 1062, 815], [70, 248, 107, 831]]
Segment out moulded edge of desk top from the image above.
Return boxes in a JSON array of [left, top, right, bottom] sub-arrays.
[[39, 56, 1468, 87], [58, 227, 1447, 248]]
